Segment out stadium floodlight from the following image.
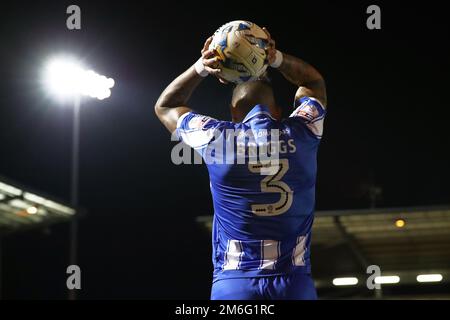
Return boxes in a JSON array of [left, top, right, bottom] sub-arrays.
[[44, 57, 115, 100], [416, 274, 443, 283], [332, 277, 359, 286], [374, 276, 400, 284], [42, 55, 114, 300]]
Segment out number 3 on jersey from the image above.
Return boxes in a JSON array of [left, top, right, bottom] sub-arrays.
[[249, 159, 293, 216]]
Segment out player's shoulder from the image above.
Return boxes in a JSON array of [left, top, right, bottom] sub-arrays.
[[290, 96, 326, 121], [177, 111, 234, 132], [176, 111, 236, 150], [284, 96, 326, 140]]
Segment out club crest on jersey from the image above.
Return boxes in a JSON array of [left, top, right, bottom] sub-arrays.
[[188, 116, 213, 130]]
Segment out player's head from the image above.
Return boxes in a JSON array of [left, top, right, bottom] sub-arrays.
[[230, 78, 281, 122]]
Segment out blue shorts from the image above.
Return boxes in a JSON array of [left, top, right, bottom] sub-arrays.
[[210, 273, 317, 300]]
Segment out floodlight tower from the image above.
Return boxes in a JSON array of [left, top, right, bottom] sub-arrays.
[[44, 57, 115, 300]]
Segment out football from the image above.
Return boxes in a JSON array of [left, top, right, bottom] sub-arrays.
[[209, 20, 269, 84]]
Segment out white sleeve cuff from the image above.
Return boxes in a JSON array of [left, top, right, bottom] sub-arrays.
[[194, 58, 209, 77], [270, 50, 283, 68]]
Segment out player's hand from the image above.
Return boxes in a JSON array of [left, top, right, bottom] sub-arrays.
[[201, 36, 229, 84], [262, 27, 277, 66]]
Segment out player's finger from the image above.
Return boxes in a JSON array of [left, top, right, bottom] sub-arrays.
[[205, 36, 213, 44], [203, 56, 219, 67], [202, 36, 213, 52], [262, 27, 271, 39], [267, 38, 275, 48], [218, 77, 229, 84], [202, 49, 216, 59], [205, 66, 221, 75]]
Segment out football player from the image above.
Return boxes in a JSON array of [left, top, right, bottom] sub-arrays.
[[155, 28, 327, 300]]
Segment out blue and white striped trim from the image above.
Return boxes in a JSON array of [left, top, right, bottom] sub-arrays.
[[222, 240, 245, 271], [221, 236, 309, 272], [292, 235, 307, 266], [259, 240, 280, 270]]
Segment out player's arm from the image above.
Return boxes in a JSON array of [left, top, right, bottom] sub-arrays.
[[263, 28, 327, 108], [154, 37, 221, 133], [154, 67, 199, 133], [278, 54, 327, 107]]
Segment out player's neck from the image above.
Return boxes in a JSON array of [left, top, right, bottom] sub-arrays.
[[230, 104, 279, 123]]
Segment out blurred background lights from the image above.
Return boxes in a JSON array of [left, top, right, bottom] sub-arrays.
[[375, 276, 400, 284], [416, 274, 443, 283], [395, 218, 406, 228], [332, 277, 359, 286], [26, 206, 38, 215]]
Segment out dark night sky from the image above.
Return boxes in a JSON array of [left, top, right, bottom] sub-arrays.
[[0, 1, 449, 299]]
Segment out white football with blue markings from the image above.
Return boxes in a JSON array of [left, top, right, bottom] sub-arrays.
[[209, 20, 269, 84]]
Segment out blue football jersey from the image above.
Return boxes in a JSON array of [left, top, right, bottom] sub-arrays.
[[176, 96, 326, 281]]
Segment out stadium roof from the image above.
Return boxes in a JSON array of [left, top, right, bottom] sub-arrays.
[[0, 176, 76, 236], [196, 205, 450, 297]]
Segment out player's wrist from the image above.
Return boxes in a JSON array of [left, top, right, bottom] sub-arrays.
[[194, 57, 209, 77], [270, 50, 283, 68]]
